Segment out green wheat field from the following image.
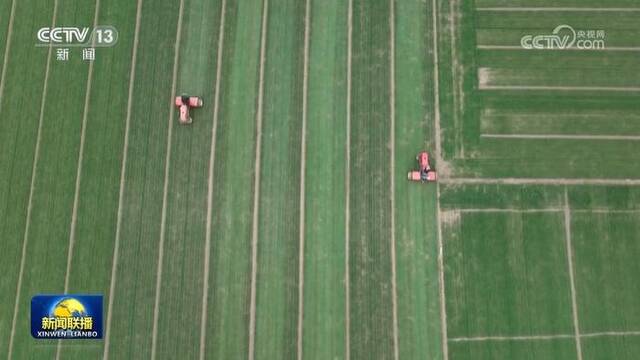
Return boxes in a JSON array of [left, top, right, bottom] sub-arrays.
[[0, 0, 639, 359]]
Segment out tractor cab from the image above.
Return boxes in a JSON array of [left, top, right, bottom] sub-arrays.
[[408, 151, 437, 183], [174, 95, 203, 124]]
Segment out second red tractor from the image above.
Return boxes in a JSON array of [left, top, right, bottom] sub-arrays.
[[175, 95, 203, 124], [408, 151, 437, 183]]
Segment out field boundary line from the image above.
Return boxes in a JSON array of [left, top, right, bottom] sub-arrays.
[[479, 84, 640, 92], [449, 208, 640, 214], [248, 0, 269, 358], [475, 7, 640, 12], [441, 178, 640, 186], [102, 0, 143, 357], [581, 331, 640, 338], [344, 0, 352, 358], [0, 0, 16, 111], [199, 0, 227, 358], [450, 331, 640, 342], [57, 0, 101, 357], [564, 188, 583, 360], [432, 0, 449, 358], [482, 134, 640, 141], [296, 0, 311, 358], [477, 45, 640, 52], [450, 334, 574, 342], [457, 208, 563, 213], [388, 0, 399, 358], [150, 0, 185, 357], [7, 0, 59, 358]]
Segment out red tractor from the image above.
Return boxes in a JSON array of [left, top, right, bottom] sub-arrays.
[[174, 95, 203, 124], [408, 151, 437, 182]]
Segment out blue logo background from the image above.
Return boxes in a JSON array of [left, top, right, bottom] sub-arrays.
[[31, 294, 103, 339]]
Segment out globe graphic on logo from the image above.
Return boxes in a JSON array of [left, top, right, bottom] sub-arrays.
[[50, 298, 87, 317]]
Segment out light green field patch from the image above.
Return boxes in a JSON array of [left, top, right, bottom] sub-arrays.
[[301, 0, 348, 358], [440, 184, 564, 210], [205, 1, 263, 358], [394, 0, 442, 358], [9, 0, 95, 357], [582, 336, 640, 360], [444, 211, 573, 337], [449, 338, 577, 360], [59, 0, 138, 357], [154, 0, 222, 358], [253, 0, 305, 358], [572, 212, 640, 332]]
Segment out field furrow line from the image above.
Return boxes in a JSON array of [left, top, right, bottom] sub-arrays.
[[431, 0, 449, 358], [199, 0, 227, 359], [344, 0, 352, 358], [296, 0, 311, 358], [449, 334, 575, 342], [477, 45, 640, 52], [7, 1, 59, 358], [481, 134, 640, 141], [248, 0, 269, 358], [479, 85, 640, 92], [388, 0, 399, 358], [564, 188, 583, 360], [102, 0, 143, 357], [476, 7, 640, 12], [56, 0, 101, 358], [150, 0, 185, 357], [0, 0, 16, 111], [442, 178, 640, 186]]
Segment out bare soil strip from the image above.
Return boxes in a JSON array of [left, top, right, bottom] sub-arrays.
[[482, 134, 640, 141], [477, 45, 640, 52], [564, 189, 583, 360], [479, 85, 640, 92], [7, 1, 59, 357], [458, 208, 563, 213], [296, 0, 311, 358], [449, 334, 575, 342], [431, 0, 449, 358], [442, 178, 640, 186], [102, 0, 144, 357], [56, 0, 102, 358], [581, 331, 640, 338], [150, 0, 185, 357], [388, 0, 399, 358], [475, 7, 640, 12], [199, 1, 227, 359], [0, 0, 16, 111], [344, 1, 353, 358], [449, 331, 640, 342], [248, 0, 269, 358]]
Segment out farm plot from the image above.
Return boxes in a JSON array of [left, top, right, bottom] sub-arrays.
[[435, 0, 640, 179], [438, 184, 640, 360]]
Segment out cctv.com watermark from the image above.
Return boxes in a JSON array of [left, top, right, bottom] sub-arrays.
[[520, 25, 606, 50]]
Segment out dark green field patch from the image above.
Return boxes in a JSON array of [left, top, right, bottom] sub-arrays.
[[349, 0, 394, 357], [0, 0, 55, 356], [569, 186, 640, 210]]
